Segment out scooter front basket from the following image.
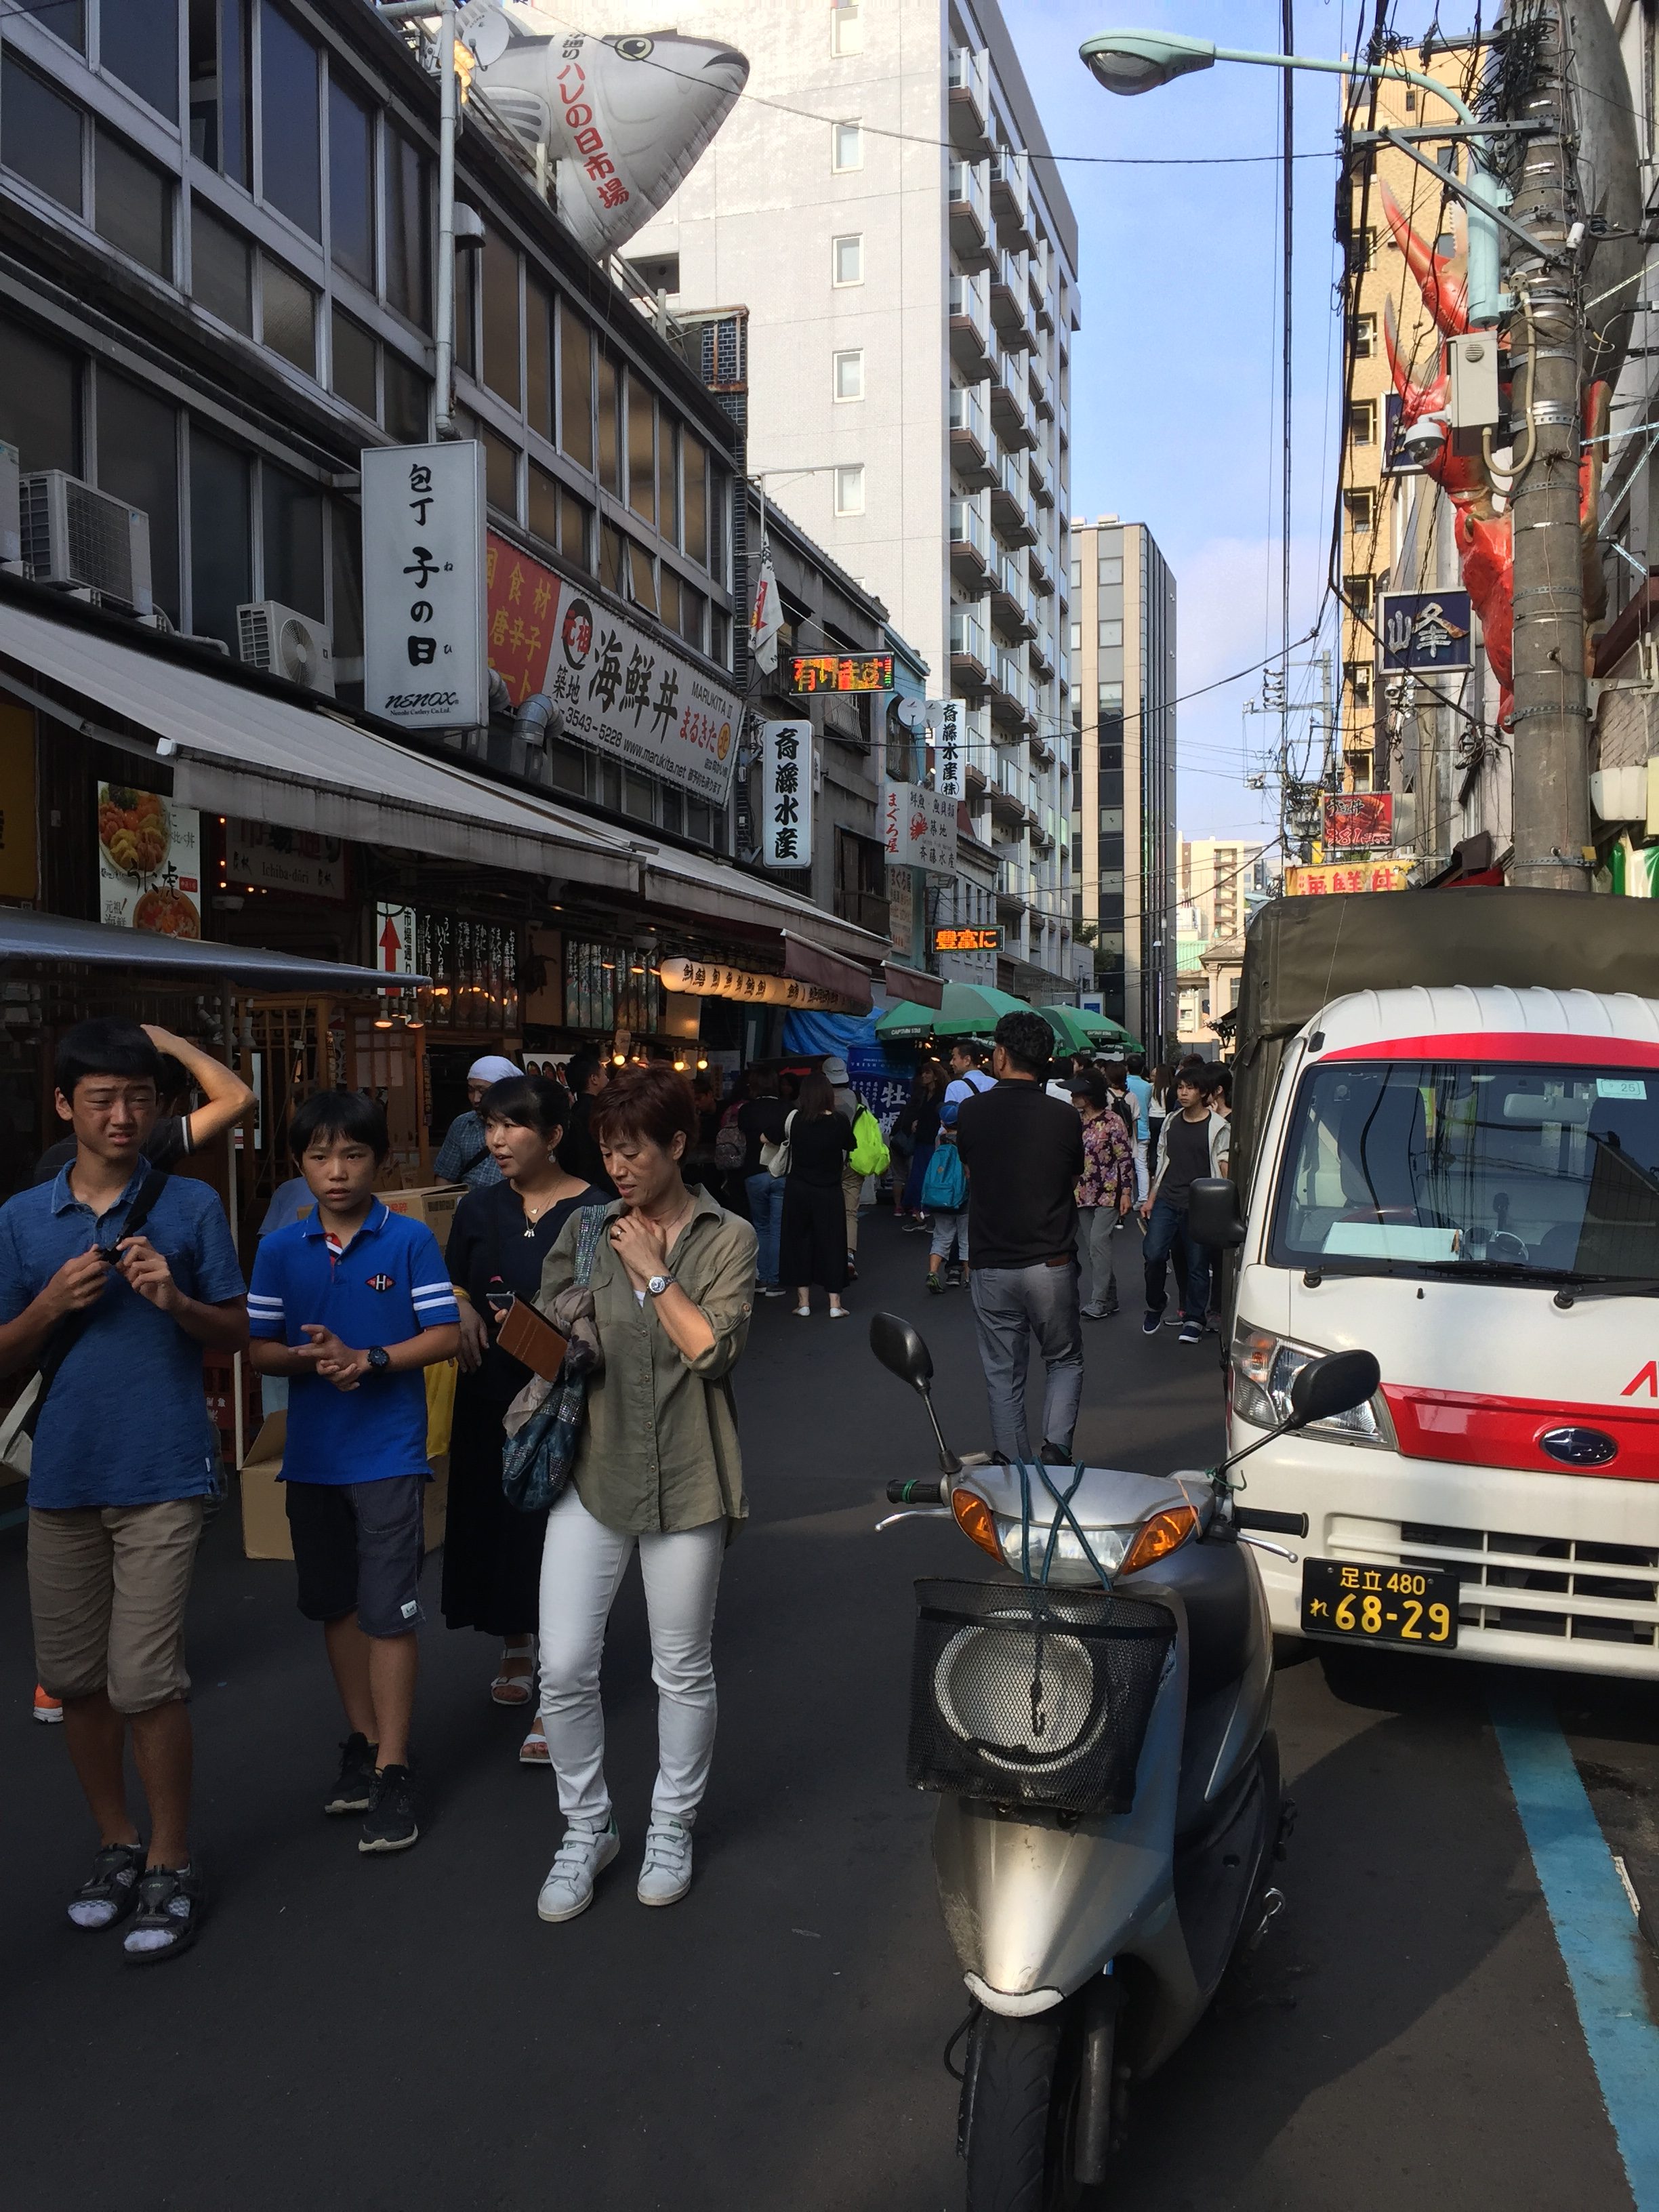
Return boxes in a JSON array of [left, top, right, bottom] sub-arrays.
[[906, 1578, 1174, 1818]]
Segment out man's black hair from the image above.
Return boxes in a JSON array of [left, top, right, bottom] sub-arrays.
[[55, 1019, 165, 1101], [289, 1088, 390, 1162], [951, 1038, 989, 1064], [565, 1050, 603, 1095], [993, 1010, 1052, 1078]]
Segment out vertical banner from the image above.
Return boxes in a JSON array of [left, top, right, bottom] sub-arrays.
[[374, 902, 417, 978], [930, 698, 966, 800], [97, 785, 201, 937], [882, 775, 957, 876], [749, 548, 781, 674], [761, 719, 812, 867], [882, 774, 909, 861], [362, 441, 489, 731]]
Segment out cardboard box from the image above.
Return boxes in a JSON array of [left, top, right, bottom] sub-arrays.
[[239, 1412, 449, 1562], [377, 1183, 464, 1256]]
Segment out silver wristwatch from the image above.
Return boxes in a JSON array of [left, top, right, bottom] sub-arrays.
[[647, 1273, 674, 1296]]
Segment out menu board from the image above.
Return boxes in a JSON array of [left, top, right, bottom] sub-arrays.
[[97, 783, 202, 938]]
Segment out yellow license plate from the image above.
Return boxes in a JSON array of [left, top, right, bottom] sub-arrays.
[[1300, 1558, 1459, 1649]]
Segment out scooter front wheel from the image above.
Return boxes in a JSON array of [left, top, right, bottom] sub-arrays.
[[962, 1998, 1111, 2212]]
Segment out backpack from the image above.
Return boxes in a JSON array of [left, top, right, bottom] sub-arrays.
[[714, 1119, 747, 1173], [920, 1140, 967, 1212], [848, 1107, 890, 1179]]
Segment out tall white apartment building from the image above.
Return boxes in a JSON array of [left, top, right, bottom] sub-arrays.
[[552, 0, 1081, 991], [1179, 840, 1271, 944]]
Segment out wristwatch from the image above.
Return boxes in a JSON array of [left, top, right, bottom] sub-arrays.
[[646, 1274, 674, 1297], [365, 1345, 391, 1373]]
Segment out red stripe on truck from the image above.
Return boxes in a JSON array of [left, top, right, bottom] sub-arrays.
[[1319, 1033, 1659, 1067], [1382, 1385, 1659, 1481]]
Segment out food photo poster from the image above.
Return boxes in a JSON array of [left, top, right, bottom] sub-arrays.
[[96, 785, 203, 939]]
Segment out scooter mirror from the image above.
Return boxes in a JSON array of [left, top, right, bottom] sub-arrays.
[[1187, 1177, 1246, 1250], [869, 1311, 935, 1393], [1286, 1348, 1381, 1429]]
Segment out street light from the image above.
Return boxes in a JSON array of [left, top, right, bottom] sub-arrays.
[[1079, 30, 1516, 324]]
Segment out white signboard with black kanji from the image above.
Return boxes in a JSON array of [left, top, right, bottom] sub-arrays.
[[760, 719, 812, 868], [363, 441, 489, 730]]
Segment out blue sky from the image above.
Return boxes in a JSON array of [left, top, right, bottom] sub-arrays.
[[1002, 1, 1372, 843]]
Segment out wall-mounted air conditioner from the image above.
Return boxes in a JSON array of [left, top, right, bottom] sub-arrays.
[[19, 471, 152, 613], [237, 600, 335, 697], [0, 441, 19, 570]]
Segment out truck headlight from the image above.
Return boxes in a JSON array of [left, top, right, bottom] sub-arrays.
[[1231, 1320, 1395, 1446]]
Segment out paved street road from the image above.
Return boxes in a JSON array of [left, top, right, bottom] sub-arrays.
[[2, 1209, 1654, 2211]]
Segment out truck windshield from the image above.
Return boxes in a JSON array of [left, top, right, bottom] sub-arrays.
[[1270, 1059, 1659, 1283]]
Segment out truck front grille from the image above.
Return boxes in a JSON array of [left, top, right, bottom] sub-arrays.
[[1325, 1517, 1659, 1645]]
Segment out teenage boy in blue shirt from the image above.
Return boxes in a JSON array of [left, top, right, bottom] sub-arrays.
[[0, 1019, 247, 1962], [248, 1092, 459, 1854]]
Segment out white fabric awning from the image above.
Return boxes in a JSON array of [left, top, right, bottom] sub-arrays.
[[0, 598, 888, 964]]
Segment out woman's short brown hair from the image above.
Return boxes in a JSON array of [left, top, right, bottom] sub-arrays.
[[589, 1063, 698, 1153]]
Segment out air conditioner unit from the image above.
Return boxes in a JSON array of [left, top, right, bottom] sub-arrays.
[[18, 471, 152, 613], [237, 600, 335, 697], [0, 441, 19, 569]]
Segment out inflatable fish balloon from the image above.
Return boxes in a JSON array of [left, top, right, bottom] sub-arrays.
[[465, 13, 748, 260]]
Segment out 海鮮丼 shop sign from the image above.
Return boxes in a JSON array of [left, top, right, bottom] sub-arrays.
[[760, 720, 811, 869], [362, 442, 489, 730], [546, 590, 739, 808]]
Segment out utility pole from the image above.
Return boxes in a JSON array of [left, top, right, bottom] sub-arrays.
[[1504, 1, 1590, 890]]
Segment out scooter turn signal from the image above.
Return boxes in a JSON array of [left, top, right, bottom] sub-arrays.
[[1120, 1503, 1199, 1575], [951, 1487, 1004, 1562]]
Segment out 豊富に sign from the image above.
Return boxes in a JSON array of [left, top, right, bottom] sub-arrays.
[[1376, 590, 1473, 673], [760, 720, 812, 869], [362, 441, 489, 729]]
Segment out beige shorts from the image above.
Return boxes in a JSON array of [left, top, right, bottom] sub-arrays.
[[28, 1498, 205, 1714]]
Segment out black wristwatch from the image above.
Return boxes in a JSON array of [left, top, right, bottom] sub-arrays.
[[365, 1345, 391, 1374]]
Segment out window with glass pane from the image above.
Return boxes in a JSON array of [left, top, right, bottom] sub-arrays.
[[483, 430, 518, 517], [19, 1, 84, 49], [260, 5, 320, 237], [103, 0, 180, 121], [658, 569, 680, 634], [832, 234, 862, 284], [331, 305, 377, 418], [596, 352, 619, 495], [386, 129, 430, 327], [558, 302, 592, 468], [481, 226, 520, 403], [190, 201, 251, 329], [2, 62, 84, 213], [262, 464, 324, 616], [627, 537, 657, 615], [453, 233, 477, 375], [261, 258, 315, 375], [657, 422, 677, 545], [528, 462, 559, 548], [682, 434, 707, 570], [559, 485, 592, 571], [188, 0, 251, 182], [1098, 619, 1122, 649], [833, 348, 863, 401], [383, 351, 429, 442], [832, 120, 862, 170], [329, 78, 374, 289], [834, 464, 863, 516], [188, 421, 249, 647], [599, 520, 623, 596], [525, 277, 552, 439], [627, 373, 655, 526], [331, 497, 363, 665], [678, 581, 705, 651], [0, 315, 80, 473], [1097, 556, 1122, 586], [98, 370, 179, 617], [95, 131, 172, 279]]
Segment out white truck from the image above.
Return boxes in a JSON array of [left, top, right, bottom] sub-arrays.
[[1194, 888, 1659, 1677]]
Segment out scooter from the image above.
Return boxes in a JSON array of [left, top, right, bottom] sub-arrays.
[[871, 1311, 1380, 2209]]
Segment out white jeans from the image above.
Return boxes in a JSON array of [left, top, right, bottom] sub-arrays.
[[537, 1486, 726, 1826], [1132, 1137, 1149, 1204]]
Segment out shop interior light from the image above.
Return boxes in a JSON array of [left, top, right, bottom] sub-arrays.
[[673, 1057, 687, 1071], [612, 1051, 626, 1065], [696, 1057, 708, 1069]]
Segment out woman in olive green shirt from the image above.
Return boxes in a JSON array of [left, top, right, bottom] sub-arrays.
[[533, 1065, 758, 1925]]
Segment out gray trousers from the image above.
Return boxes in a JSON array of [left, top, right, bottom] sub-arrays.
[[970, 1260, 1085, 1462], [1076, 1206, 1118, 1317]]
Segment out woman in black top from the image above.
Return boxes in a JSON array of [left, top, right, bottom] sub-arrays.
[[443, 1073, 599, 1762], [900, 1062, 945, 1225], [779, 1071, 855, 1319]]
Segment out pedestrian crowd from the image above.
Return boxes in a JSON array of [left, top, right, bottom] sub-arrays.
[[7, 1009, 1231, 1963]]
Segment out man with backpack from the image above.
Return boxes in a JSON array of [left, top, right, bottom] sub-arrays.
[[0, 1019, 247, 1961]]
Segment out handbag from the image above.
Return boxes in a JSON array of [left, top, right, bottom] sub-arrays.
[[920, 1139, 967, 1213], [848, 1107, 890, 1179], [0, 1164, 172, 1482], [499, 1203, 609, 1514], [764, 1109, 796, 1180]]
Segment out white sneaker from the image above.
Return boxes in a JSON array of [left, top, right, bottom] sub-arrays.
[[536, 1816, 619, 1922], [636, 1816, 694, 1907]]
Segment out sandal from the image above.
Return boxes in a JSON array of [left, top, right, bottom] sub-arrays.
[[122, 1864, 205, 1964], [520, 1717, 551, 1766], [491, 1638, 537, 1708], [67, 1840, 146, 1931]]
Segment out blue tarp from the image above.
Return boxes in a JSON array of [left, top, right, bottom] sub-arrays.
[[781, 1010, 916, 1128], [780, 1010, 879, 1058]]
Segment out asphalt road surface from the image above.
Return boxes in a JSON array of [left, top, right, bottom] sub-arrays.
[[3, 1208, 1656, 2211]]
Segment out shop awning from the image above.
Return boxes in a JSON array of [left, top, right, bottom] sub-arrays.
[[0, 907, 426, 989], [882, 962, 944, 1010], [783, 931, 874, 1010], [0, 600, 890, 964]]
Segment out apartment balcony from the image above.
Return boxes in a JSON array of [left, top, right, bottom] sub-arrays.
[[949, 270, 994, 382], [1028, 236, 1048, 309], [989, 146, 1034, 247], [1027, 537, 1054, 596], [989, 557, 1037, 644], [949, 605, 989, 684], [996, 862, 1029, 916], [989, 348, 1036, 449], [1029, 629, 1056, 683], [949, 495, 992, 589], [948, 45, 991, 153], [991, 483, 1039, 552], [949, 382, 996, 489], [948, 159, 992, 270], [1029, 718, 1055, 762], [1029, 450, 1054, 509], [989, 246, 1029, 337], [990, 649, 1037, 735]]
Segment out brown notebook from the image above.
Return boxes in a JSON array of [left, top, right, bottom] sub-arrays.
[[494, 1296, 570, 1382]]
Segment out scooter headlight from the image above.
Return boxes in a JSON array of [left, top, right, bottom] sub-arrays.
[[1231, 1319, 1395, 1446]]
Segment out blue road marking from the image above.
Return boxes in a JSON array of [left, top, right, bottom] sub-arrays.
[[1494, 1689, 1659, 2212]]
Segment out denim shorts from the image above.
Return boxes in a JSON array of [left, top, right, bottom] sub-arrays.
[[285, 1475, 425, 1638]]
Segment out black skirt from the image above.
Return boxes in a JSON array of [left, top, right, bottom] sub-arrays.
[[440, 1378, 548, 1635], [780, 1178, 847, 1291]]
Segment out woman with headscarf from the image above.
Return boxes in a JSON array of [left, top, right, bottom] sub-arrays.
[[435, 1054, 522, 1189]]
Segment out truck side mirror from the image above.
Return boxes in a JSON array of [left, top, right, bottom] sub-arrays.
[[1187, 1177, 1245, 1250]]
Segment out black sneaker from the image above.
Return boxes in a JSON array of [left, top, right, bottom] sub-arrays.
[[1141, 1307, 1165, 1336], [359, 1765, 419, 1854], [122, 1864, 205, 1965], [67, 1841, 146, 1931], [325, 1732, 378, 1816]]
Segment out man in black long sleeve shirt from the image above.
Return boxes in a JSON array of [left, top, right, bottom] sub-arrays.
[[956, 1011, 1086, 1462]]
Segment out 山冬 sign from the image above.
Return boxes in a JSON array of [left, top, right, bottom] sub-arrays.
[[1286, 861, 1412, 896], [883, 777, 958, 878], [790, 652, 895, 693], [658, 956, 856, 1011], [98, 784, 201, 937], [228, 819, 346, 900], [1321, 792, 1394, 851], [933, 924, 1002, 952], [760, 720, 811, 869], [546, 590, 739, 806], [363, 442, 489, 730], [1376, 590, 1473, 673]]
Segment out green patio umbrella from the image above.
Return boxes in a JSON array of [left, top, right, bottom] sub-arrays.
[[1076, 1008, 1140, 1049], [1036, 1004, 1097, 1054], [875, 981, 1031, 1040]]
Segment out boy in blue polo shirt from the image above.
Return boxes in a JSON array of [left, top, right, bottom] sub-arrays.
[[248, 1092, 458, 1854]]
